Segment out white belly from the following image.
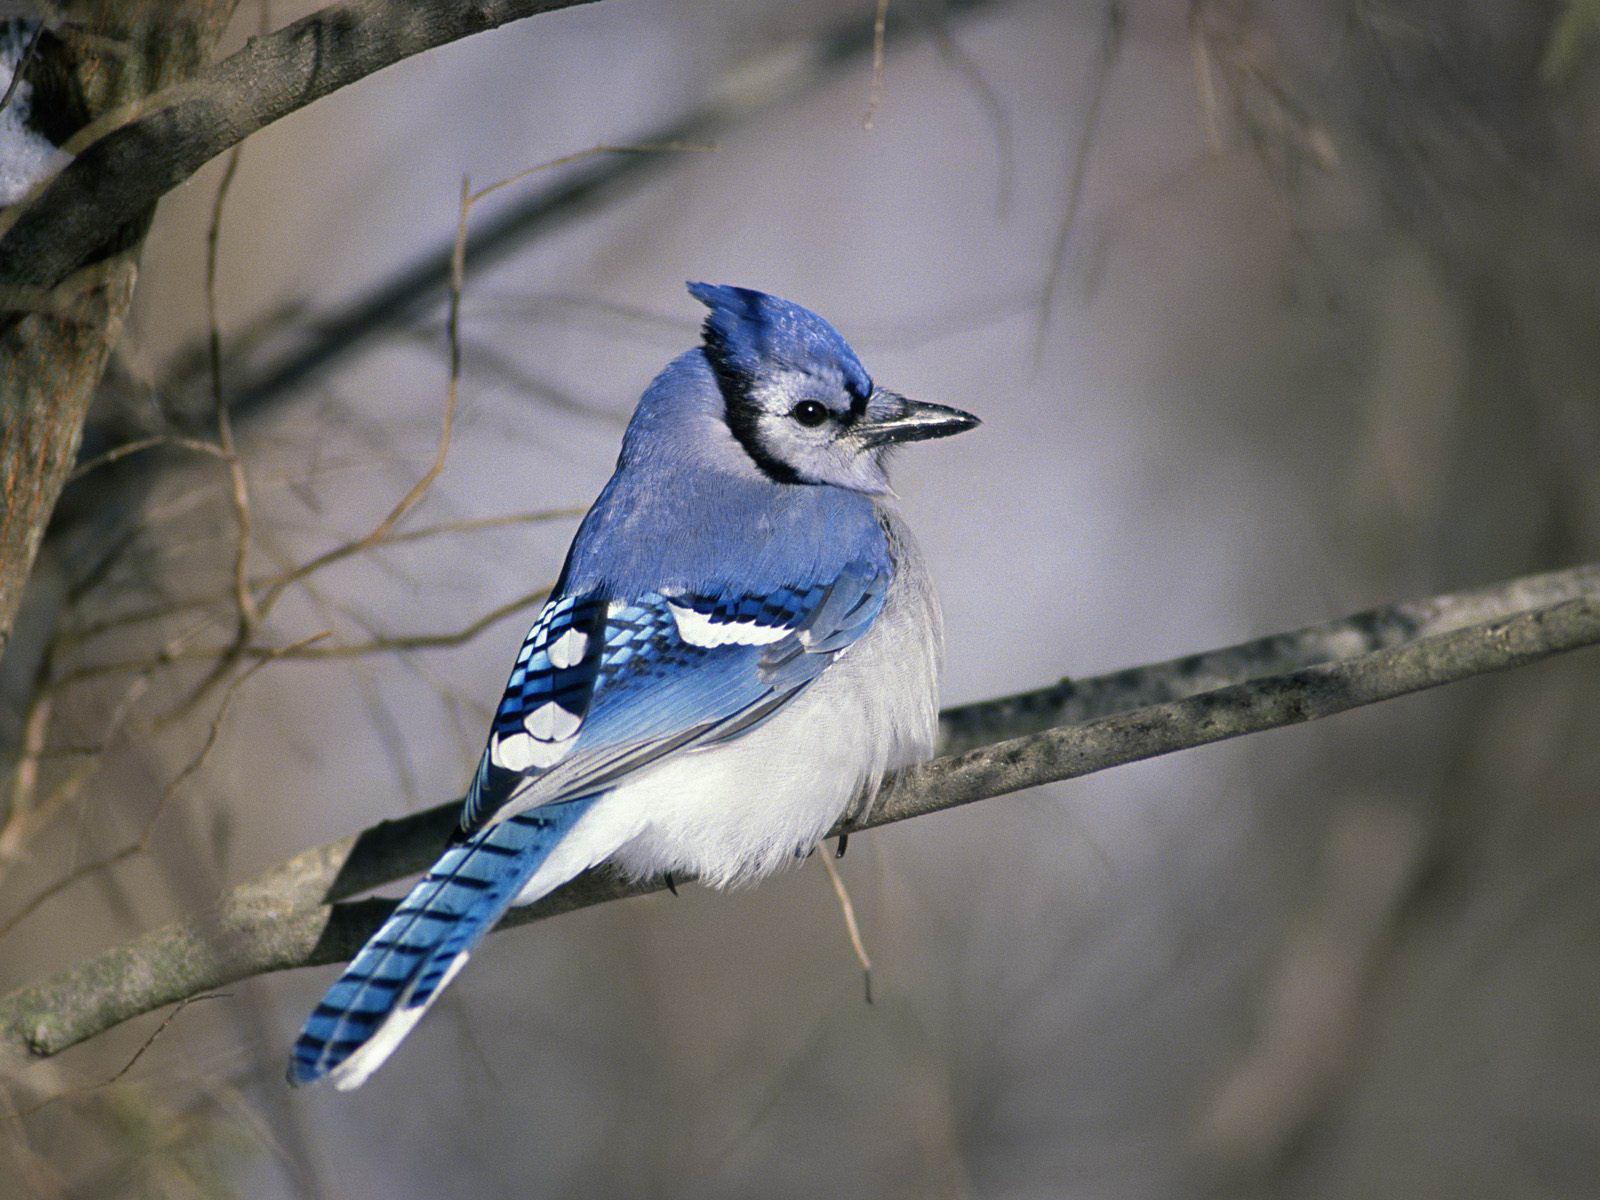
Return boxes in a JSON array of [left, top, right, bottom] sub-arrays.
[[514, 513, 943, 897]]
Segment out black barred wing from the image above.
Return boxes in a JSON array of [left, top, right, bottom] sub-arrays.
[[459, 561, 889, 835]]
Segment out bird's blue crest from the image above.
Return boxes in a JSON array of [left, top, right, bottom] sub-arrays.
[[688, 282, 872, 398]]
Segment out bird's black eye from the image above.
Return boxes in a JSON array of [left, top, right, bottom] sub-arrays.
[[791, 401, 830, 428]]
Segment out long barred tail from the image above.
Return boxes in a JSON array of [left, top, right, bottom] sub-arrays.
[[288, 798, 597, 1090]]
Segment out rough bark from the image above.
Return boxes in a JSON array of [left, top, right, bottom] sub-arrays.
[[2, 563, 1596, 1062], [0, 1, 601, 294], [0, 5, 235, 660], [0, 2, 614, 667]]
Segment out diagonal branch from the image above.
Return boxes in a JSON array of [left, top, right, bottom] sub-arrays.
[[2, 562, 1598, 1062], [0, 0, 603, 293], [217, 0, 1002, 416], [936, 563, 1600, 752]]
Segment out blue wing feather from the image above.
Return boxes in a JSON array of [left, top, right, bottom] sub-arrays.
[[290, 796, 596, 1086], [459, 556, 890, 835]]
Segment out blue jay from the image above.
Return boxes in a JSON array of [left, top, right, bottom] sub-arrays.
[[289, 283, 978, 1089]]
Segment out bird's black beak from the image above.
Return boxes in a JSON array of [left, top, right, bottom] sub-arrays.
[[855, 391, 981, 448]]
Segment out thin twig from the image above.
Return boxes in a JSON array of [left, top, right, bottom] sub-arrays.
[[465, 141, 713, 210], [155, 137, 264, 725], [207, 141, 260, 641], [262, 588, 548, 659], [1, 994, 231, 1122], [64, 434, 232, 484], [249, 507, 582, 617], [0, 652, 54, 863], [347, 174, 469, 555], [820, 849, 875, 1004], [1189, 3, 1225, 153], [1035, 0, 1125, 356], [0, 19, 42, 120], [342, 507, 584, 549], [864, 0, 891, 129], [0, 613, 218, 870], [57, 508, 579, 652], [47, 585, 550, 687], [0, 632, 328, 941]]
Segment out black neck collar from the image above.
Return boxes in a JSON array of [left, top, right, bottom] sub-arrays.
[[701, 346, 811, 486]]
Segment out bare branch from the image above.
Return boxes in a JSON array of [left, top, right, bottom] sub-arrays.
[[64, 434, 232, 484], [46, 583, 551, 687], [864, 0, 891, 129], [0, 659, 148, 868], [3, 564, 1598, 1061], [0, 993, 230, 1123], [0, 0, 607, 293], [349, 173, 468, 555], [55, 508, 579, 652], [206, 138, 260, 641], [1035, 0, 1125, 351], [209, 0, 1001, 416], [465, 142, 713, 211], [255, 586, 550, 658], [0, 655, 55, 864], [820, 849, 874, 1004], [936, 563, 1600, 753], [0, 630, 327, 941]]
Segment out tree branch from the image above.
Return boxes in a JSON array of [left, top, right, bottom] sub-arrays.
[[0, 0, 602, 293], [214, 0, 999, 415], [936, 562, 1600, 753], [0, 4, 235, 665], [2, 563, 1598, 1062]]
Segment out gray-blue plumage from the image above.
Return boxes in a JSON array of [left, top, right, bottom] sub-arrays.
[[289, 284, 978, 1089]]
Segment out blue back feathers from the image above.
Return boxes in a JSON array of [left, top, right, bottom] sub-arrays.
[[560, 348, 889, 599]]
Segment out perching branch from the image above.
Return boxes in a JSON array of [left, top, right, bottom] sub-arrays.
[[936, 563, 1600, 753], [2, 562, 1598, 1062]]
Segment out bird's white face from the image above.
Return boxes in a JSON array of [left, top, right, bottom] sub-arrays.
[[728, 370, 980, 495], [688, 283, 978, 493], [733, 367, 894, 493]]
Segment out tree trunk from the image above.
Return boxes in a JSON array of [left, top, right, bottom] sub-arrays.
[[0, 3, 233, 663]]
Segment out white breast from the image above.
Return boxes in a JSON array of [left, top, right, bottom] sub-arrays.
[[531, 507, 943, 892]]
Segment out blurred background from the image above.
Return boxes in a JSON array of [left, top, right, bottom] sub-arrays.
[[4, 0, 1600, 1195]]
